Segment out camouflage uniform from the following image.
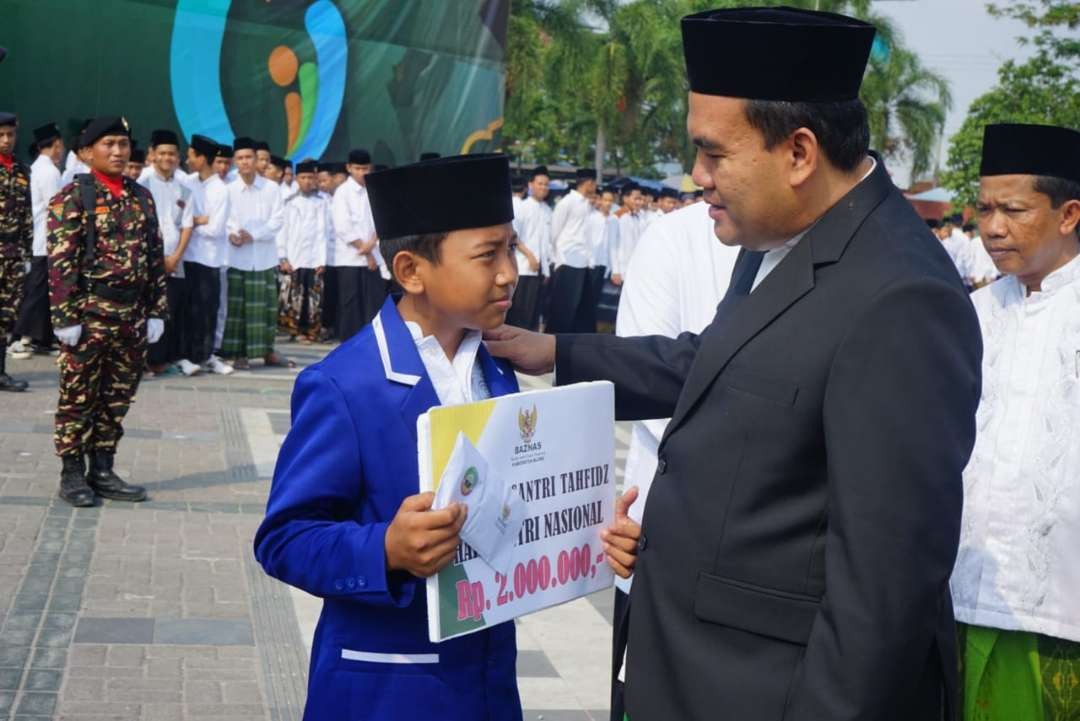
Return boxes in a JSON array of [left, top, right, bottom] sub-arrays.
[[47, 175, 168, 458], [0, 159, 32, 337]]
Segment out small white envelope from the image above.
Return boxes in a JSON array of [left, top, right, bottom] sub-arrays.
[[435, 432, 526, 575]]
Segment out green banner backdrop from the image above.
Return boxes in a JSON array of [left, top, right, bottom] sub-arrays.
[[0, 0, 508, 165]]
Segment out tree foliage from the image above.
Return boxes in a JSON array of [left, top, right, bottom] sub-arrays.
[[941, 1, 1080, 208], [504, 0, 946, 178]]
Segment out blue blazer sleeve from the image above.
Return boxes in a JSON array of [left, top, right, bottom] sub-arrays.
[[253, 367, 416, 608]]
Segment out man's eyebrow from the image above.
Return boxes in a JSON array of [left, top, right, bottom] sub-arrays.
[[692, 136, 723, 150]]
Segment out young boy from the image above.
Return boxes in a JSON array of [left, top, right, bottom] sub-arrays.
[[254, 154, 639, 720], [255, 153, 524, 721], [277, 161, 329, 343]]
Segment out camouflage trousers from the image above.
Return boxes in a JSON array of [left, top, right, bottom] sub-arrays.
[[0, 257, 26, 336], [55, 316, 147, 457]]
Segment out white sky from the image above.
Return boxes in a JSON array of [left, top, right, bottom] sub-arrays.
[[871, 0, 1036, 183]]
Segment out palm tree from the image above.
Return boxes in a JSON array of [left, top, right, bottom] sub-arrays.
[[859, 32, 952, 181]]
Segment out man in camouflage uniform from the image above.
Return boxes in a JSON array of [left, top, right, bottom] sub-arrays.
[[0, 110, 32, 392], [48, 116, 168, 507]]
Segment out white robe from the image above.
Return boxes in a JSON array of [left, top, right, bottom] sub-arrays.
[[612, 201, 740, 593], [951, 254, 1080, 643]]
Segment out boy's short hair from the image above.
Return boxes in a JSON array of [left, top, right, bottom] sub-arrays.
[[380, 233, 449, 281]]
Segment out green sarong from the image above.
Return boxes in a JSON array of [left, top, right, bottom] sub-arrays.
[[961, 624, 1080, 721], [221, 268, 277, 360]]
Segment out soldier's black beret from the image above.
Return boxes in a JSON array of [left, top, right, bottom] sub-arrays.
[[79, 117, 130, 148], [0, 112, 17, 127]]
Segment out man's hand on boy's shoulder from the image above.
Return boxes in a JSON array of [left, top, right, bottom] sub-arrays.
[[385, 492, 467, 578]]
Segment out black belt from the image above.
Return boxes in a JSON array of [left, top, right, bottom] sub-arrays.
[[85, 281, 141, 304]]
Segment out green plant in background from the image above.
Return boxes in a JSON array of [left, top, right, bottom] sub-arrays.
[[942, 1, 1080, 209], [504, 0, 948, 181]]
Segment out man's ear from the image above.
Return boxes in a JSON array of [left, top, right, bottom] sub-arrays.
[[1059, 197, 1080, 239], [392, 251, 425, 295], [787, 127, 820, 189]]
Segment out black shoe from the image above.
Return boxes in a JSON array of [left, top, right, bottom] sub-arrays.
[[59, 455, 95, 507], [0, 373, 28, 392], [87, 452, 147, 502]]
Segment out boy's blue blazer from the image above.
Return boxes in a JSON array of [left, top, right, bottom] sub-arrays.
[[255, 298, 523, 721]]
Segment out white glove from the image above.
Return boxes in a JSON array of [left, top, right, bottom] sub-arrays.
[[55, 324, 83, 347], [147, 318, 165, 344]]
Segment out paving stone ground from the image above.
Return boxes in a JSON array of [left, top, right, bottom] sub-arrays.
[[1, 344, 629, 721]]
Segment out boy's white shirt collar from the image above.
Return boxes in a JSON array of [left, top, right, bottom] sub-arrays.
[[403, 322, 488, 405]]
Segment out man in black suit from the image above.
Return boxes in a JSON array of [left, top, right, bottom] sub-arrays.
[[486, 7, 982, 721]]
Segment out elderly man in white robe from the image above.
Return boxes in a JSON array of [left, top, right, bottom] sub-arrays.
[[951, 122, 1080, 721]]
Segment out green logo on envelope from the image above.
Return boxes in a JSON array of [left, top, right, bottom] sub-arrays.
[[461, 467, 479, 496]]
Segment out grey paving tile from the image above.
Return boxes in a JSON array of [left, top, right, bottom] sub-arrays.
[[53, 578, 86, 595], [42, 613, 77, 631], [36, 626, 74, 647], [153, 618, 254, 646], [74, 617, 155, 644], [15, 691, 57, 716], [24, 668, 62, 691], [0, 645, 30, 668], [0, 625, 37, 646], [0, 495, 49, 506], [586, 588, 616, 626], [516, 649, 560, 678], [0, 667, 22, 690], [12, 591, 48, 610], [29, 646, 67, 669], [47, 593, 82, 612], [3, 611, 41, 631]]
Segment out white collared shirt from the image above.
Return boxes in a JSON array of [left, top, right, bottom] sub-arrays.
[[751, 156, 878, 291], [550, 189, 593, 269], [226, 174, 285, 271], [514, 196, 553, 277], [404, 323, 490, 406], [583, 209, 616, 270], [279, 192, 330, 269], [138, 169, 194, 273], [330, 176, 387, 275], [614, 201, 740, 593], [60, 150, 89, 187], [187, 173, 230, 268], [614, 211, 645, 276], [30, 154, 63, 257], [951, 254, 1080, 644]]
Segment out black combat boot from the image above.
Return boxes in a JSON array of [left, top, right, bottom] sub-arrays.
[[0, 343, 29, 392], [87, 451, 147, 502], [59, 455, 95, 507]]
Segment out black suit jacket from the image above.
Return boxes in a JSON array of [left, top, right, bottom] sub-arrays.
[[555, 162, 982, 721]]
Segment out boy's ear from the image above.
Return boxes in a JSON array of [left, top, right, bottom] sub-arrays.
[[392, 251, 425, 295]]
